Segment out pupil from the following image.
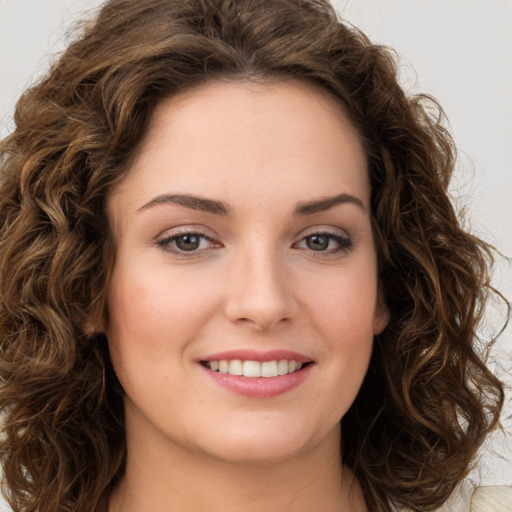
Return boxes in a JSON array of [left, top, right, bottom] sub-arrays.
[[307, 235, 329, 251], [177, 234, 200, 251]]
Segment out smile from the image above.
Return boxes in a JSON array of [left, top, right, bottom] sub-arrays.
[[203, 359, 305, 377], [199, 350, 314, 398]]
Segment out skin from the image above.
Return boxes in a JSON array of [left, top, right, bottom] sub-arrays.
[[105, 80, 388, 512]]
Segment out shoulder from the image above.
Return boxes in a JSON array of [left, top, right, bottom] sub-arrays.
[[391, 485, 512, 512], [470, 486, 512, 512]]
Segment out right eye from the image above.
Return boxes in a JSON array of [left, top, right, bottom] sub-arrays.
[[157, 231, 218, 255]]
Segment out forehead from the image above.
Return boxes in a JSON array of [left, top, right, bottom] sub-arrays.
[[108, 79, 369, 224], [137, 79, 363, 162]]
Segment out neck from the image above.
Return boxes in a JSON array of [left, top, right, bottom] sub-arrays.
[[109, 405, 367, 512]]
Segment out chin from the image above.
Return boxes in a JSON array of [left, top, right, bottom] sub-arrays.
[[191, 420, 335, 466], [204, 438, 310, 465]]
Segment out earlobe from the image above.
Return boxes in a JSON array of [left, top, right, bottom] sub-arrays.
[[372, 297, 389, 335], [82, 319, 106, 338], [82, 289, 109, 337], [82, 307, 107, 337]]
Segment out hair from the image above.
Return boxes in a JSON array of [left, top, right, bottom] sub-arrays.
[[0, 0, 505, 511]]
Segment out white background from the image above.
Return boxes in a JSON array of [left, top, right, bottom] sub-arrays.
[[0, 0, 511, 509]]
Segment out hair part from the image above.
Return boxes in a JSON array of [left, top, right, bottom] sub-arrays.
[[0, 1, 504, 511]]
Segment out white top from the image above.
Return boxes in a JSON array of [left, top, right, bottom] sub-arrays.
[[393, 485, 512, 512]]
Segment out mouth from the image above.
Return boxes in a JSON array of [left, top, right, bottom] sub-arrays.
[[200, 359, 312, 378], [199, 349, 315, 397]]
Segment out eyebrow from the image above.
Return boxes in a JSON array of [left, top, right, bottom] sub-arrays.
[[138, 192, 365, 216], [138, 193, 231, 215], [293, 193, 366, 215]]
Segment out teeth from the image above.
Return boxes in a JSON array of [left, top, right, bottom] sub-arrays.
[[277, 360, 289, 375], [229, 359, 243, 376], [219, 360, 229, 374], [261, 360, 278, 377], [288, 360, 299, 373], [243, 360, 261, 377], [205, 359, 304, 377]]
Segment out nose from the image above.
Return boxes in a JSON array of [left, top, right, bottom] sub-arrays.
[[224, 248, 296, 331]]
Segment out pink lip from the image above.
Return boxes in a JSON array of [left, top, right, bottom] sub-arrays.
[[198, 349, 314, 398], [200, 364, 313, 398], [200, 349, 312, 363]]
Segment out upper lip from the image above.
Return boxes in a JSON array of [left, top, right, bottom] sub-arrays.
[[200, 349, 313, 363]]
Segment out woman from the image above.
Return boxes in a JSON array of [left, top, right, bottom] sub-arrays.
[[0, 1, 506, 511]]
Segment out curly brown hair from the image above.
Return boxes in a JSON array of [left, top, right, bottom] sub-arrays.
[[0, 0, 505, 511]]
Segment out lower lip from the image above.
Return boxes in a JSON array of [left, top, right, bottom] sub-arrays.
[[200, 364, 313, 398]]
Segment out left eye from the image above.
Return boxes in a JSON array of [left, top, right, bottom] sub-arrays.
[[296, 233, 352, 253], [158, 232, 215, 253]]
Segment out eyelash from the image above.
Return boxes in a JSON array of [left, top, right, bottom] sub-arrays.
[[156, 230, 218, 257], [156, 229, 353, 257], [294, 231, 353, 255]]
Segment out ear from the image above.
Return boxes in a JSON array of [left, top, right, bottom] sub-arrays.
[[372, 292, 389, 335], [83, 320, 105, 337], [82, 301, 107, 337], [82, 320, 106, 337]]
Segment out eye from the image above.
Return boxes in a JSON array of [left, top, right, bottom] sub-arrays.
[[295, 231, 352, 254], [157, 231, 219, 255]]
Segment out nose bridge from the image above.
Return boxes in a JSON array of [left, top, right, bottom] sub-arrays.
[[225, 239, 294, 330]]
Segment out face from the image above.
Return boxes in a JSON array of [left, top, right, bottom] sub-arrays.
[[105, 80, 388, 465]]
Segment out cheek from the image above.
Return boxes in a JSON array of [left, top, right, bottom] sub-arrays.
[[105, 260, 172, 381], [300, 266, 378, 389], [105, 257, 225, 384], [305, 264, 379, 335], [107, 257, 212, 335], [105, 266, 193, 412]]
